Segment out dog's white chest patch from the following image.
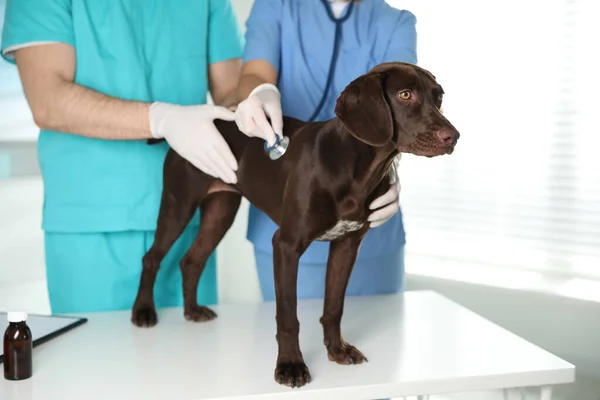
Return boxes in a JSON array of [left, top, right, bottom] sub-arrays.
[[315, 220, 364, 241]]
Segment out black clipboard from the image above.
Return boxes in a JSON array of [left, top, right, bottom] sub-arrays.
[[0, 312, 87, 363]]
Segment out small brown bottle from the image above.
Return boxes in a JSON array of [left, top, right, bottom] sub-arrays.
[[3, 311, 33, 381]]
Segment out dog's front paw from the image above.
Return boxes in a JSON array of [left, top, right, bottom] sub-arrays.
[[184, 305, 217, 322], [274, 361, 311, 388], [131, 304, 158, 327], [327, 341, 367, 365]]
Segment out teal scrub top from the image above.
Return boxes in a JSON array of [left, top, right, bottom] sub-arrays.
[[0, 0, 244, 233], [242, 0, 417, 263]]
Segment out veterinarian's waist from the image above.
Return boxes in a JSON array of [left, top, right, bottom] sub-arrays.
[[37, 130, 200, 232], [246, 206, 406, 262]]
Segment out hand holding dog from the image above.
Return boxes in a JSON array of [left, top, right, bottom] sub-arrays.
[[149, 102, 239, 184], [368, 160, 401, 227]]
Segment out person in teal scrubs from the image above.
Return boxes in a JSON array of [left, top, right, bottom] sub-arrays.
[[0, 0, 245, 314], [235, 0, 417, 300]]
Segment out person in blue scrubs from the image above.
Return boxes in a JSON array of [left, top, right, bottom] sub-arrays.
[[235, 0, 417, 300], [0, 0, 245, 314]]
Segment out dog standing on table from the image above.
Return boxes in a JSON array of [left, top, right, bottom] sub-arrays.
[[130, 62, 460, 388]]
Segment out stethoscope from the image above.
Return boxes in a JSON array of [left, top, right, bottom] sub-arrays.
[[265, 0, 356, 160]]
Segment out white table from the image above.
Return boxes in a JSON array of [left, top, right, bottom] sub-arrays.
[[0, 290, 574, 400]]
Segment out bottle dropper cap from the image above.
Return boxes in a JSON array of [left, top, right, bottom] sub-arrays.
[[7, 311, 28, 323]]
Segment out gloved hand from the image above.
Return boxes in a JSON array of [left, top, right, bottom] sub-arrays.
[[149, 102, 239, 184], [367, 158, 401, 228], [234, 83, 283, 147]]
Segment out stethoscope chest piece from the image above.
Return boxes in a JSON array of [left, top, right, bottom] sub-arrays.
[[264, 135, 290, 160]]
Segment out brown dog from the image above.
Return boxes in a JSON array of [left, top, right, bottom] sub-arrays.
[[131, 62, 459, 388]]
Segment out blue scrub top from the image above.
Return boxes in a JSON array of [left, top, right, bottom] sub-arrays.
[[242, 0, 417, 263], [1, 0, 244, 233]]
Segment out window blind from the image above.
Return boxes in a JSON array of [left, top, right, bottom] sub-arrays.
[[388, 0, 600, 280]]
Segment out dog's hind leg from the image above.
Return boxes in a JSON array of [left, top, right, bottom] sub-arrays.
[[320, 230, 369, 365], [131, 188, 199, 328], [180, 190, 241, 322]]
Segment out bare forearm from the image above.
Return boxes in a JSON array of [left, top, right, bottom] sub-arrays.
[[14, 44, 151, 140], [236, 59, 279, 101], [208, 58, 242, 110], [37, 80, 152, 140], [237, 73, 269, 101], [215, 88, 240, 111]]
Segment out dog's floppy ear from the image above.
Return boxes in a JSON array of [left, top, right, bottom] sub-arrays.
[[334, 73, 393, 147]]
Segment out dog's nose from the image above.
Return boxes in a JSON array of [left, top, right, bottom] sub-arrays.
[[435, 129, 457, 145]]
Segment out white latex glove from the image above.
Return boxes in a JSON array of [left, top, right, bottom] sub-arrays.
[[149, 102, 238, 184], [367, 157, 401, 228], [234, 83, 283, 146]]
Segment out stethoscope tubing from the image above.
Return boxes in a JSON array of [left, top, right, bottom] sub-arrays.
[[306, 0, 355, 123], [266, 1, 356, 160]]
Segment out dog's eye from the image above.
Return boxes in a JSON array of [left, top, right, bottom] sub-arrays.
[[398, 91, 412, 100]]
